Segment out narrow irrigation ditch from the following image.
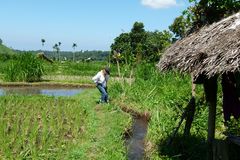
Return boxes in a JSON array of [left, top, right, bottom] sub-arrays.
[[119, 103, 151, 160]]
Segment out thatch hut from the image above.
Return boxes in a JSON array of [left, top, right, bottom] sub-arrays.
[[157, 12, 240, 160], [37, 52, 53, 63]]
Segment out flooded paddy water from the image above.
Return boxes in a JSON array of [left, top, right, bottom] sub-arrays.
[[0, 85, 86, 96]]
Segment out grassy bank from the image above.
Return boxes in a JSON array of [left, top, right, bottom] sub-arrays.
[[0, 89, 130, 159], [110, 63, 226, 160]]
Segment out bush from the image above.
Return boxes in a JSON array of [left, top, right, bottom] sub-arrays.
[[4, 53, 44, 82]]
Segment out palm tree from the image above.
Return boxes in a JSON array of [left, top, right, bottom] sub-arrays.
[[41, 39, 45, 47], [53, 43, 59, 61], [57, 42, 61, 61], [72, 43, 77, 62], [41, 39, 45, 51]]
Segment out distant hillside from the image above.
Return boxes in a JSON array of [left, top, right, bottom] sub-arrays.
[[0, 44, 15, 55]]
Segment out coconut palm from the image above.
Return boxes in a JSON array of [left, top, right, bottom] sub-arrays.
[[57, 42, 61, 61], [41, 39, 45, 47], [72, 43, 77, 62], [53, 43, 59, 61]]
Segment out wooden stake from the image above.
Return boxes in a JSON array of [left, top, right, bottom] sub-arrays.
[[203, 77, 218, 160]]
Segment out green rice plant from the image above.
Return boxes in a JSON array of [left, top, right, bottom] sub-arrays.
[[0, 89, 129, 159], [4, 52, 44, 82]]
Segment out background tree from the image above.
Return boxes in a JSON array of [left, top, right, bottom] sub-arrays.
[[111, 22, 172, 64], [169, 15, 192, 39], [57, 42, 61, 61], [145, 30, 172, 62], [189, 0, 240, 29], [0, 38, 2, 45], [130, 22, 147, 63], [53, 43, 59, 61], [72, 43, 77, 62], [169, 0, 239, 39], [110, 33, 132, 65]]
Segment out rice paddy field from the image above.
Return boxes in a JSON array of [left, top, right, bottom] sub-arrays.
[[0, 57, 237, 160], [0, 90, 130, 159]]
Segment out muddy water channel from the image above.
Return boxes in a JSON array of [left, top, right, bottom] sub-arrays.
[[126, 115, 149, 160], [0, 86, 85, 96]]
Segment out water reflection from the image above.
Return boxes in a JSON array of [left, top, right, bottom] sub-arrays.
[[0, 86, 84, 97]]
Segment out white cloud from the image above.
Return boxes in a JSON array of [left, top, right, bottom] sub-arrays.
[[141, 0, 177, 9]]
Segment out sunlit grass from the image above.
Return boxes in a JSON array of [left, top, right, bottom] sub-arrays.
[[110, 63, 226, 160]]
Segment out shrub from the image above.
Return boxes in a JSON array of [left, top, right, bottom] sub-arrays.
[[4, 53, 44, 82]]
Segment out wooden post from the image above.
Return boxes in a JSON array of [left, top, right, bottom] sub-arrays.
[[203, 77, 218, 160], [184, 75, 196, 136]]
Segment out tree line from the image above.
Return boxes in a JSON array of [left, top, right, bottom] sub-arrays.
[[14, 49, 110, 61]]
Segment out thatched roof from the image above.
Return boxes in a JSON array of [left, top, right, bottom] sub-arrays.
[[157, 12, 240, 78]]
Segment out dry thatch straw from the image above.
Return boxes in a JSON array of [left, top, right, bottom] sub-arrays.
[[157, 12, 240, 79]]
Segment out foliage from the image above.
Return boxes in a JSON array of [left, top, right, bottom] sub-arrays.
[[130, 22, 147, 62], [110, 33, 132, 64], [0, 38, 2, 45], [227, 117, 240, 136], [169, 0, 240, 39], [145, 30, 172, 61], [169, 15, 192, 39], [110, 22, 172, 64], [187, 0, 240, 28], [4, 53, 44, 82]]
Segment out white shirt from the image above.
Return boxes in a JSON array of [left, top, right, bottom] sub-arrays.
[[92, 70, 109, 87]]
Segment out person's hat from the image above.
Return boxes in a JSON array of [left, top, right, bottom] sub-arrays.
[[104, 67, 110, 75]]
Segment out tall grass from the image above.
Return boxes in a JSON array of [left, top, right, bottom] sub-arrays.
[[109, 63, 227, 159], [4, 53, 44, 82]]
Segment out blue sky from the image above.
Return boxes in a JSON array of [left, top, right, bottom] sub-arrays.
[[0, 0, 191, 51]]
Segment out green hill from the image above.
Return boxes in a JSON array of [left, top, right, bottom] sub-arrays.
[[0, 44, 15, 55]]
